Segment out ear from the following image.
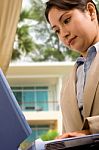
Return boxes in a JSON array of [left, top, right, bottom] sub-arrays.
[[86, 2, 96, 21]]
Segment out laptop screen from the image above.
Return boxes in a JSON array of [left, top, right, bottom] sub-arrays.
[[0, 69, 32, 150]]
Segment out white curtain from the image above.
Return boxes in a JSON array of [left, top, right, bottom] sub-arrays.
[[0, 0, 22, 74]]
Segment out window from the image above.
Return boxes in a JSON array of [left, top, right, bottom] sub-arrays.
[[12, 86, 48, 111], [13, 91, 22, 106]]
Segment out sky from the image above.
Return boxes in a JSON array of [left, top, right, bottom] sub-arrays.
[[22, 0, 31, 9]]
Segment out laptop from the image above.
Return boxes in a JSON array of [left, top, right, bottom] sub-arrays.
[[44, 134, 99, 150], [19, 130, 99, 150], [0, 68, 33, 150]]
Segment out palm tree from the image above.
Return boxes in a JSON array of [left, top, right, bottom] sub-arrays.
[[12, 9, 35, 61]]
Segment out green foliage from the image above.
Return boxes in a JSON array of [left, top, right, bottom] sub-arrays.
[[12, 9, 34, 60], [40, 130, 59, 141], [17, 26, 34, 53], [95, 0, 99, 10], [19, 10, 32, 22], [11, 49, 21, 60]]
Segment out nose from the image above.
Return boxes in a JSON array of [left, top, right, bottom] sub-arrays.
[[58, 26, 71, 46], [60, 26, 70, 40]]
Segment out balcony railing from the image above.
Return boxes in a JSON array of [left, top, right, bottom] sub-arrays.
[[18, 100, 59, 111]]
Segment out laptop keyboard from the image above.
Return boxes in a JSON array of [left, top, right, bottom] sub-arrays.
[[45, 141, 66, 150]]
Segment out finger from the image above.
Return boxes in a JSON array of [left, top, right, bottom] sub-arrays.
[[68, 132, 85, 137], [55, 133, 70, 139], [55, 132, 86, 139]]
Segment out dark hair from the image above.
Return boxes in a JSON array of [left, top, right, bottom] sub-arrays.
[[45, 0, 99, 23]]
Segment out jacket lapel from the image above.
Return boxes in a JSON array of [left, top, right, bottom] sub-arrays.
[[83, 52, 99, 118], [61, 64, 83, 131]]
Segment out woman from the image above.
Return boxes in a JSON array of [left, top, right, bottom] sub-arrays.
[[45, 0, 99, 139]]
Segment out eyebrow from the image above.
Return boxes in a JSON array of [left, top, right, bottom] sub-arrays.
[[52, 25, 57, 30], [51, 11, 69, 29]]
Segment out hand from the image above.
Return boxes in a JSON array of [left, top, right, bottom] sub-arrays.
[[56, 130, 90, 139]]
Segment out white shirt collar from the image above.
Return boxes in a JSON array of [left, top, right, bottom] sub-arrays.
[[88, 42, 99, 52], [94, 42, 99, 52]]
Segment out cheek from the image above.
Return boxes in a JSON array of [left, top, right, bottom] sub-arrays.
[[73, 24, 90, 41], [77, 25, 96, 44], [71, 24, 84, 36]]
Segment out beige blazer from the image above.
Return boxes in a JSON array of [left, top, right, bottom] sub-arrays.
[[60, 52, 99, 134]]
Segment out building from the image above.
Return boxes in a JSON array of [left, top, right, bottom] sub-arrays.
[[6, 62, 73, 139]]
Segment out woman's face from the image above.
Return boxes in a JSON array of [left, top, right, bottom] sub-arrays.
[[48, 4, 99, 56]]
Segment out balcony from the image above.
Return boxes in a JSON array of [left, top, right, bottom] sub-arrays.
[[18, 100, 59, 111], [12, 86, 59, 112]]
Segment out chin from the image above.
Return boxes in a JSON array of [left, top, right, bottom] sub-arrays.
[[71, 45, 84, 53]]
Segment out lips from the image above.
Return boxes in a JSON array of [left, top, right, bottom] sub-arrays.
[[68, 36, 77, 46]]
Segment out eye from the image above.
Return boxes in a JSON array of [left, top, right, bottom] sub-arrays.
[[64, 17, 71, 24]]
